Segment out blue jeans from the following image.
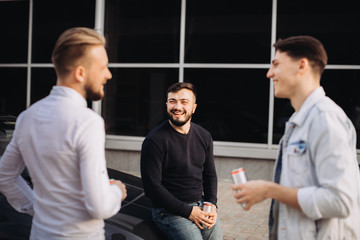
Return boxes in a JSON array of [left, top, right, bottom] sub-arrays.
[[152, 201, 223, 240]]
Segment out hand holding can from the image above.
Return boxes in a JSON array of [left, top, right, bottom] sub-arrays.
[[231, 168, 248, 208], [202, 202, 212, 228]]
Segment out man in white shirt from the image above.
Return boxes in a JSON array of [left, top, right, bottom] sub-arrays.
[[232, 36, 360, 239], [0, 27, 127, 240]]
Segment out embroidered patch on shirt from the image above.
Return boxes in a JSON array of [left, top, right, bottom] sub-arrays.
[[288, 140, 307, 155]]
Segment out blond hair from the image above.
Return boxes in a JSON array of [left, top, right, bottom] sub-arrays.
[[51, 27, 105, 78]]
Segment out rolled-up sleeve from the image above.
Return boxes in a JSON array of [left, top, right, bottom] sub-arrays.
[[298, 111, 356, 220]]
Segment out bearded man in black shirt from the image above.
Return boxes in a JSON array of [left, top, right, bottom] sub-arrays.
[[140, 82, 223, 240]]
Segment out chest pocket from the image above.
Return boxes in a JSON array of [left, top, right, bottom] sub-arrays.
[[286, 140, 309, 176]]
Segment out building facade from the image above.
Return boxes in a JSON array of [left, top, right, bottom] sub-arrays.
[[1, 0, 359, 179]]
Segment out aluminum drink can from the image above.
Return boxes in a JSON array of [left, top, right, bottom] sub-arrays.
[[202, 202, 212, 227], [231, 168, 248, 184], [231, 168, 248, 208], [203, 202, 212, 213]]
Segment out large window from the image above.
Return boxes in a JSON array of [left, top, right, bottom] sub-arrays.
[[185, 69, 269, 143], [1, 0, 359, 158], [185, 1, 272, 63], [0, 0, 95, 118], [0, 1, 29, 63], [103, 68, 178, 136], [0, 0, 29, 117], [105, 0, 181, 63], [32, 0, 95, 63], [103, 0, 360, 150]]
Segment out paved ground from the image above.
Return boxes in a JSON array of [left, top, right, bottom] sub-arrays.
[[217, 178, 271, 240]]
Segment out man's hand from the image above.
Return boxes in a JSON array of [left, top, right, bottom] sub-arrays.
[[188, 206, 216, 229], [207, 205, 218, 229], [231, 180, 300, 211], [232, 180, 270, 210], [114, 180, 127, 201]]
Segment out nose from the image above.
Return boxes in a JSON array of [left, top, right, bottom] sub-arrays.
[[106, 67, 112, 80], [173, 102, 182, 109], [266, 67, 273, 79]]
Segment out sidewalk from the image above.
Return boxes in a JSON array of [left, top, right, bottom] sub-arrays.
[[217, 179, 271, 240]]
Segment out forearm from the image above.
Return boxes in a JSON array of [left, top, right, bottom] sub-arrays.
[[266, 181, 300, 210], [203, 173, 218, 205], [0, 142, 34, 215], [144, 181, 193, 217], [203, 144, 218, 205]]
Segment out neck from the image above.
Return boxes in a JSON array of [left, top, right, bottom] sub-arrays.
[[169, 120, 191, 134], [290, 81, 319, 112], [57, 79, 86, 99]]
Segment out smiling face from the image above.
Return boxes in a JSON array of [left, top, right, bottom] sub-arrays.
[[83, 45, 112, 101], [266, 50, 301, 99], [166, 89, 197, 127]]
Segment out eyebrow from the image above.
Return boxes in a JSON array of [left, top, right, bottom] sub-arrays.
[[168, 98, 190, 101]]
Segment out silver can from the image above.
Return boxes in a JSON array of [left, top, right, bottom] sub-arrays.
[[202, 202, 212, 227], [231, 168, 248, 208], [231, 168, 248, 184], [203, 201, 212, 213]]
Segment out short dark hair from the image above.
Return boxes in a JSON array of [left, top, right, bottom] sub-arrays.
[[167, 82, 197, 102], [273, 35, 328, 75]]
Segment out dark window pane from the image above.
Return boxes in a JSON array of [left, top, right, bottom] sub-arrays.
[[32, 0, 95, 63], [0, 68, 27, 116], [185, 0, 272, 63], [322, 70, 360, 149], [103, 68, 178, 136], [185, 69, 269, 143], [0, 1, 29, 63], [30, 68, 57, 104], [273, 98, 294, 144], [277, 0, 360, 65], [30, 68, 93, 108], [105, 0, 181, 63], [272, 70, 360, 149]]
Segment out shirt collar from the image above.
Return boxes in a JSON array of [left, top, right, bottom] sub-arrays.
[[289, 86, 325, 126], [50, 86, 87, 108]]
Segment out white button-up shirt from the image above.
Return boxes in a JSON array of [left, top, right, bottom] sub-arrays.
[[275, 87, 360, 239], [0, 86, 123, 239]]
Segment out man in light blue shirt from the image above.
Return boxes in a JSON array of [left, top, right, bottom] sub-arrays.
[[232, 36, 360, 239]]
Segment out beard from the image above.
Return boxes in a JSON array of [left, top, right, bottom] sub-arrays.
[[85, 82, 104, 101], [167, 110, 193, 127]]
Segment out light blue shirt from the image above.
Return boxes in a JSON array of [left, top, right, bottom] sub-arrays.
[[0, 86, 123, 240], [276, 87, 360, 239]]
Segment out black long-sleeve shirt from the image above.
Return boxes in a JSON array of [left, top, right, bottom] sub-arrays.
[[140, 120, 218, 218]]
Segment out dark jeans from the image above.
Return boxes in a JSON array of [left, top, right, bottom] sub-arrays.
[[152, 200, 223, 240]]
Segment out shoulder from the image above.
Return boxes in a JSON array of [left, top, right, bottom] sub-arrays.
[[308, 96, 355, 137], [143, 121, 170, 144], [191, 122, 212, 138], [311, 96, 349, 123], [146, 121, 169, 138], [314, 96, 343, 114], [141, 121, 171, 154]]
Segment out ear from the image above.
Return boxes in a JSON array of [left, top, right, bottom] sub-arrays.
[[192, 103, 197, 114], [298, 58, 309, 74], [74, 66, 86, 83]]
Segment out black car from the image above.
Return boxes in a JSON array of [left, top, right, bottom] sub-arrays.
[[0, 115, 166, 240]]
